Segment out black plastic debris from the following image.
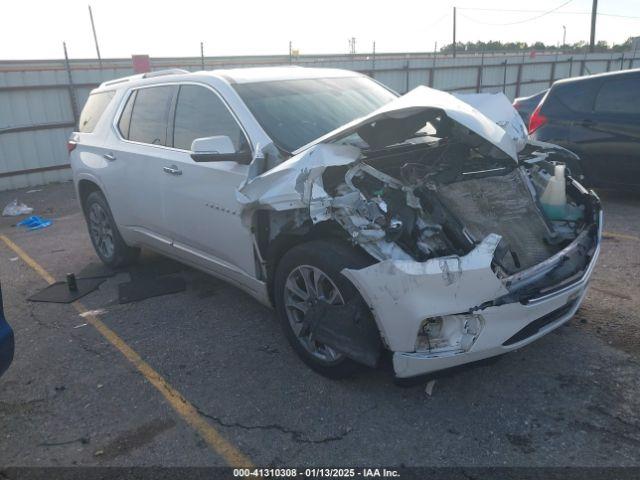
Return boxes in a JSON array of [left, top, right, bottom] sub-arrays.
[[306, 297, 382, 368], [28, 274, 106, 304], [117, 274, 186, 304]]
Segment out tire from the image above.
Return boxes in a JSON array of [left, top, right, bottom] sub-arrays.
[[83, 190, 139, 268], [274, 239, 377, 379]]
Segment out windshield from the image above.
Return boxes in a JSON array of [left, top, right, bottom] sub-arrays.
[[233, 76, 397, 153]]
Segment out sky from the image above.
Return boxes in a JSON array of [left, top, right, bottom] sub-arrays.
[[2, 0, 639, 60]]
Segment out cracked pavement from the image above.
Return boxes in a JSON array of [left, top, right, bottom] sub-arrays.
[[0, 182, 639, 466]]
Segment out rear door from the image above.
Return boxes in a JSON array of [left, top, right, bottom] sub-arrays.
[[106, 84, 177, 251], [161, 83, 257, 280], [543, 78, 602, 181], [586, 73, 640, 186]]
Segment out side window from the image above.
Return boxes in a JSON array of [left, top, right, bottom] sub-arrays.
[[172, 85, 249, 152], [128, 86, 174, 145], [78, 91, 115, 133], [117, 90, 136, 139], [594, 77, 640, 115]]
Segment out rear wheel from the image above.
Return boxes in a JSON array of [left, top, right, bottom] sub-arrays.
[[274, 240, 376, 378], [84, 191, 139, 268]]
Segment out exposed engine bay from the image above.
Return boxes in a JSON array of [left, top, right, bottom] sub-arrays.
[[316, 138, 596, 279]]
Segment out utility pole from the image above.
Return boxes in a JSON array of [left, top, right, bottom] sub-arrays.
[[452, 7, 457, 58], [372, 41, 376, 72], [88, 5, 102, 69], [200, 42, 205, 70], [348, 37, 357, 54], [289, 41, 292, 64], [562, 25, 567, 47], [589, 0, 598, 52], [433, 41, 438, 68], [63, 42, 79, 124]]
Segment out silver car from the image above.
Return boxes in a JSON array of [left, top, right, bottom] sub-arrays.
[[70, 67, 602, 379]]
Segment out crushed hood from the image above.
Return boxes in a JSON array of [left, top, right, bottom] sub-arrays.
[[238, 86, 519, 210], [453, 92, 528, 152], [296, 85, 519, 162]]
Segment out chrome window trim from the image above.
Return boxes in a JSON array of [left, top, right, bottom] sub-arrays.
[[110, 81, 254, 156]]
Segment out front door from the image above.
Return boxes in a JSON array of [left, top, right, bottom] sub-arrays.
[[161, 84, 257, 281]]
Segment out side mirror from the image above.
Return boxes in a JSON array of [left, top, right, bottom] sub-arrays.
[[190, 136, 251, 163]]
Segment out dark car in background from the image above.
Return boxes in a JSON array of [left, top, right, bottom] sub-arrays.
[[529, 69, 640, 188], [0, 284, 14, 378], [513, 89, 547, 125]]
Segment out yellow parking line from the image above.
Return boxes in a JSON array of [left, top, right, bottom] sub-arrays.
[[603, 231, 640, 242], [0, 234, 253, 468]]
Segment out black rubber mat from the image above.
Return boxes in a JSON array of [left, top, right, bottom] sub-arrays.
[[127, 258, 183, 280], [117, 275, 186, 304], [77, 262, 123, 279], [28, 278, 106, 303]]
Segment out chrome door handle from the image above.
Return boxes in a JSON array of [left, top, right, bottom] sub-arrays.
[[103, 153, 116, 161], [163, 165, 182, 176]]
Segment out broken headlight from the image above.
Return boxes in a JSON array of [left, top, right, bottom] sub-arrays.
[[415, 314, 483, 354]]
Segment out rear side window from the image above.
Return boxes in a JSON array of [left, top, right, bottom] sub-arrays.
[[551, 79, 600, 114], [78, 91, 115, 133], [127, 86, 174, 145], [172, 85, 249, 151], [594, 77, 640, 115], [117, 90, 136, 138]]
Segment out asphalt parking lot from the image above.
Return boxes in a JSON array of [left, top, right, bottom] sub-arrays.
[[0, 181, 639, 468]]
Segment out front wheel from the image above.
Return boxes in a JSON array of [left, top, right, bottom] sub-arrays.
[[84, 190, 139, 268], [274, 240, 377, 379]]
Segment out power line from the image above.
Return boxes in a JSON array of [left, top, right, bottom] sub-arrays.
[[458, 7, 640, 20], [426, 12, 449, 29], [597, 12, 640, 19], [458, 0, 575, 26]]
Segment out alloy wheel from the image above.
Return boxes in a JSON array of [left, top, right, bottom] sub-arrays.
[[88, 203, 115, 260], [283, 265, 345, 364]]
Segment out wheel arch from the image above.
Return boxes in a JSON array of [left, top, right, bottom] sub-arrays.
[[262, 215, 374, 307], [77, 178, 104, 215]]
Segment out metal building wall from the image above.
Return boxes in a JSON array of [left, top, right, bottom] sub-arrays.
[[0, 51, 637, 190]]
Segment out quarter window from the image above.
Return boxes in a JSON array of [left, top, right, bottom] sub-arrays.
[[127, 86, 174, 145], [594, 77, 640, 115], [172, 85, 249, 151], [78, 91, 115, 133]]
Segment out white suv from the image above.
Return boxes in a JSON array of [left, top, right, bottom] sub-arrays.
[[70, 67, 602, 380]]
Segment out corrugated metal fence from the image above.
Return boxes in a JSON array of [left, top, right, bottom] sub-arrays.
[[1, 50, 637, 190]]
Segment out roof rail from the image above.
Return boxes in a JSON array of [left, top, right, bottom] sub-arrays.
[[98, 69, 190, 89], [142, 68, 189, 79], [102, 77, 135, 87]]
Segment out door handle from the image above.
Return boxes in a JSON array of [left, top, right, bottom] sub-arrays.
[[103, 153, 116, 161], [163, 165, 182, 176]]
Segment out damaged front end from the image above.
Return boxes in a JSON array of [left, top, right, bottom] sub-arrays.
[[239, 86, 602, 378]]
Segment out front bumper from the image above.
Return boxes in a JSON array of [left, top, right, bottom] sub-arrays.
[[343, 206, 602, 379]]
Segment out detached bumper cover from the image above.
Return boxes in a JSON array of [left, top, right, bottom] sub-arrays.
[[343, 208, 602, 378]]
